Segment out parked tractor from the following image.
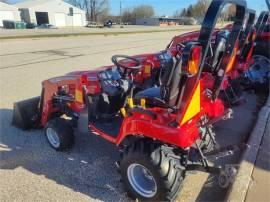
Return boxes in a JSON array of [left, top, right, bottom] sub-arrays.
[[167, 7, 270, 105], [13, 0, 252, 201]]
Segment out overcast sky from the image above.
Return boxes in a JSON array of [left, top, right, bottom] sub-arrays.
[[8, 0, 269, 16]]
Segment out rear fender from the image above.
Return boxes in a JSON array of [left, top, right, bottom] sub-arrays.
[[115, 111, 200, 148]]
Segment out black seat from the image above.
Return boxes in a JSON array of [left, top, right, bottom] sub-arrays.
[[135, 87, 161, 99], [204, 29, 230, 73], [135, 56, 183, 108], [212, 30, 230, 69]]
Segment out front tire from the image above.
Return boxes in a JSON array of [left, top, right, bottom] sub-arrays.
[[119, 140, 185, 201], [45, 118, 74, 151]]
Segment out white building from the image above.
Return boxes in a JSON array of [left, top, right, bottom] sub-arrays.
[[15, 0, 86, 27], [0, 2, 21, 27]]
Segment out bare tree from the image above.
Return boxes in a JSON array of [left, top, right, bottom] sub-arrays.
[[186, 5, 193, 17], [225, 4, 236, 21], [122, 5, 155, 23], [175, 0, 210, 20], [191, 0, 210, 19], [122, 8, 133, 23], [0, 0, 10, 3], [173, 9, 187, 18], [66, 0, 109, 22], [86, 0, 109, 22], [132, 5, 155, 18]]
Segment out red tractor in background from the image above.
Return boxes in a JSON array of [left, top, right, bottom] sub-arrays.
[[167, 8, 269, 105], [13, 0, 249, 201], [253, 11, 270, 58], [118, 6, 269, 107], [245, 9, 270, 92]]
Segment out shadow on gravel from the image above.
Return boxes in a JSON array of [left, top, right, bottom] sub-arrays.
[[0, 108, 128, 201], [195, 92, 269, 201]]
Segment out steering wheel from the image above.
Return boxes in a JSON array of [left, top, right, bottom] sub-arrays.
[[111, 55, 141, 77], [176, 42, 186, 52], [175, 42, 186, 58]]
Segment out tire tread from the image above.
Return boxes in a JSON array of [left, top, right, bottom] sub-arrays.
[[120, 140, 184, 201]]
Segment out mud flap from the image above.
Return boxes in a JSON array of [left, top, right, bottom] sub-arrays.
[[12, 97, 41, 130]]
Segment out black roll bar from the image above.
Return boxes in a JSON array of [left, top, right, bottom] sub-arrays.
[[255, 11, 269, 36], [245, 9, 256, 35], [266, 0, 270, 11], [238, 9, 256, 54], [196, 0, 247, 100]]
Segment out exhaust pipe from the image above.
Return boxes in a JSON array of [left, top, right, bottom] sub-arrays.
[[12, 97, 41, 130]]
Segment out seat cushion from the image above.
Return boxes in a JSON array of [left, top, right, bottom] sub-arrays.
[[135, 87, 161, 99]]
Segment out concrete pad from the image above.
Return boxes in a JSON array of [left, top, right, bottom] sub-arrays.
[[245, 116, 270, 202], [227, 94, 270, 202]]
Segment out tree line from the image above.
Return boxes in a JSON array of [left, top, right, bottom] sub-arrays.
[[66, 0, 155, 22], [174, 0, 236, 21], [66, 0, 235, 23], [1, 0, 236, 23]]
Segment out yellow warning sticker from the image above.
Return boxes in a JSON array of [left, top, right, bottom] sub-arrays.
[[144, 65, 151, 74]]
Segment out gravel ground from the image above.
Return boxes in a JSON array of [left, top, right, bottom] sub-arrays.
[[0, 31, 258, 201]]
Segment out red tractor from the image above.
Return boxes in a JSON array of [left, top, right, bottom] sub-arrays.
[[167, 8, 269, 105], [253, 11, 270, 59], [13, 0, 247, 201]]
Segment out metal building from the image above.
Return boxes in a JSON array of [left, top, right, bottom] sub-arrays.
[[15, 0, 86, 27], [0, 2, 21, 27]]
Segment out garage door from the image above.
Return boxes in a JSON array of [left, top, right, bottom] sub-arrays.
[[73, 14, 82, 26], [0, 11, 14, 26], [54, 13, 66, 27]]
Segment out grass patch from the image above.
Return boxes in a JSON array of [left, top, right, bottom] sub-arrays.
[[0, 28, 198, 40]]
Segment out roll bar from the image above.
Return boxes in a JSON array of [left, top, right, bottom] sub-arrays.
[[255, 11, 269, 36], [173, 0, 246, 124], [239, 9, 256, 48], [245, 9, 256, 32], [266, 0, 270, 11], [238, 9, 256, 58], [196, 0, 247, 100]]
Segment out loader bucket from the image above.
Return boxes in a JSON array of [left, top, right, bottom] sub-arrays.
[[12, 97, 41, 130]]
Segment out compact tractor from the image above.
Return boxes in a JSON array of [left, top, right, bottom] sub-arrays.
[[167, 7, 270, 105], [246, 9, 270, 91], [13, 0, 248, 201]]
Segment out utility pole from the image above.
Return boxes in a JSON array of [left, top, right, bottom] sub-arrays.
[[120, 0, 122, 25]]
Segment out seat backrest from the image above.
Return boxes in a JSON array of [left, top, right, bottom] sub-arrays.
[[160, 42, 201, 109], [211, 30, 230, 70], [161, 0, 246, 111], [160, 57, 181, 106]]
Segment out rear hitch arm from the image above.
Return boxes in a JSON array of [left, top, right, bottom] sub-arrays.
[[206, 108, 233, 126], [186, 163, 222, 175]]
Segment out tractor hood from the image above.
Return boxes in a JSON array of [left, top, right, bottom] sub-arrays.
[[65, 65, 113, 80]]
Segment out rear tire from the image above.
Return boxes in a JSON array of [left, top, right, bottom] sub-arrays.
[[45, 118, 74, 151], [119, 140, 185, 201], [199, 126, 216, 153]]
